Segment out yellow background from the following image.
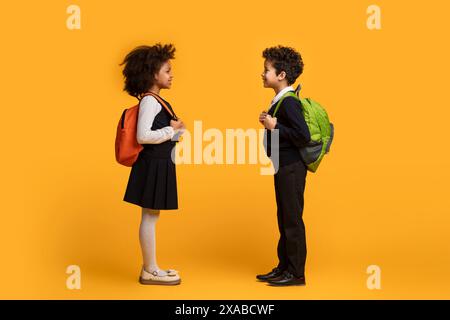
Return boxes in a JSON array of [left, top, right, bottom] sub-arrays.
[[1, 0, 449, 299]]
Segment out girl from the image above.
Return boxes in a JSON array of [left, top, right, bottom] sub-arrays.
[[120, 44, 185, 285]]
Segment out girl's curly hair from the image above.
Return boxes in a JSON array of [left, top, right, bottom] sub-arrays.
[[120, 43, 176, 99], [262, 45, 304, 85]]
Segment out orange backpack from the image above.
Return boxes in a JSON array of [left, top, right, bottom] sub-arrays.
[[115, 92, 177, 167]]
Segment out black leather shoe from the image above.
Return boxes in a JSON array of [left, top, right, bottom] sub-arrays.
[[267, 271, 306, 286], [256, 267, 285, 281]]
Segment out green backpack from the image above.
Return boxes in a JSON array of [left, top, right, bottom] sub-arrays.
[[273, 85, 334, 173]]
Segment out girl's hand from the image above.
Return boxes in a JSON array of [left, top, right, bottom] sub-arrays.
[[171, 119, 186, 142], [170, 119, 185, 130], [263, 114, 277, 130], [178, 120, 186, 136]]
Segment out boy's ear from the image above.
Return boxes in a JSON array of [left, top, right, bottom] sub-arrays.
[[277, 70, 287, 81]]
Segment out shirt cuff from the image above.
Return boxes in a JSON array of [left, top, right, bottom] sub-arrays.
[[272, 122, 281, 131], [166, 126, 175, 139]]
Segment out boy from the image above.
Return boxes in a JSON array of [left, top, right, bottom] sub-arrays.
[[257, 45, 311, 286]]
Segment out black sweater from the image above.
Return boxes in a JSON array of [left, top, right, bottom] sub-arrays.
[[264, 95, 311, 167]]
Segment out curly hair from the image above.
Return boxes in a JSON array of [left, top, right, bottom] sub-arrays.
[[120, 43, 176, 99], [262, 45, 304, 85]]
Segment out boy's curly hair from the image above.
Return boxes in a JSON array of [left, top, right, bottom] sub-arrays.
[[120, 43, 176, 99], [262, 45, 304, 85]]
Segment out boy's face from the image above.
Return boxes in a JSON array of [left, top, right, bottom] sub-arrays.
[[261, 59, 286, 89], [155, 60, 173, 89]]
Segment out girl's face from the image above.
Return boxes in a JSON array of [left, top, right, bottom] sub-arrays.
[[154, 60, 173, 89], [261, 59, 285, 88]]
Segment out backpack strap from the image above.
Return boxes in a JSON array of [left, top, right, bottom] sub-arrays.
[[140, 92, 178, 120], [272, 91, 299, 117]]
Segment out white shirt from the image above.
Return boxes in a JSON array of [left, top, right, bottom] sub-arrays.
[[270, 86, 294, 107], [136, 95, 176, 144]]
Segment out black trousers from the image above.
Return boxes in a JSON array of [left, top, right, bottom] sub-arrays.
[[274, 160, 308, 278]]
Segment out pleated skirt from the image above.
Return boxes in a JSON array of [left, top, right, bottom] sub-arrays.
[[123, 149, 178, 210]]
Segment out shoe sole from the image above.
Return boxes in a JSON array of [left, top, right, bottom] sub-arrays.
[[256, 277, 283, 282], [267, 282, 306, 287], [256, 274, 284, 282], [139, 277, 181, 286]]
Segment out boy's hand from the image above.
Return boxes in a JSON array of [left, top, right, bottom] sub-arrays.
[[259, 110, 268, 125], [263, 114, 277, 130]]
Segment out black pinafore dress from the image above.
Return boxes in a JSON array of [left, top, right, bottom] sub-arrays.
[[123, 95, 178, 210]]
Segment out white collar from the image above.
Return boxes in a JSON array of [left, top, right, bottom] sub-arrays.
[[270, 86, 294, 106]]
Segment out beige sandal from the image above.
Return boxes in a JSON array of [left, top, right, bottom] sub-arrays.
[[166, 269, 178, 276], [139, 267, 181, 285]]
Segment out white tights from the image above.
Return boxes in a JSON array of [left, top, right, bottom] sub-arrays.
[[139, 208, 167, 276]]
